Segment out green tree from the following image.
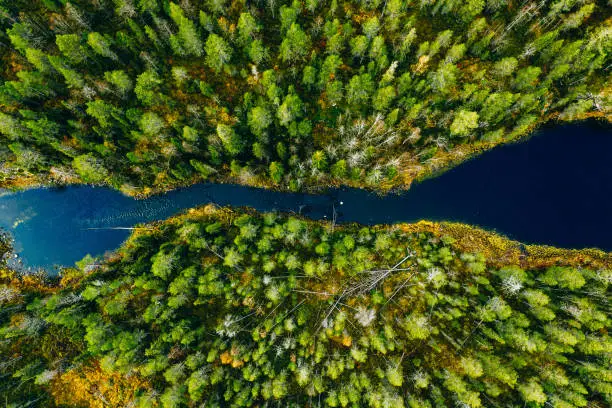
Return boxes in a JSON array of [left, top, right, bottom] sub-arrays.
[[104, 70, 133, 95], [135, 71, 162, 106], [190, 160, 216, 178], [140, 112, 165, 135], [248, 39, 268, 64], [87, 32, 118, 60], [513, 67, 541, 91], [302, 66, 317, 87], [237, 12, 259, 43], [558, 99, 593, 121], [24, 117, 59, 143], [248, 106, 272, 137], [171, 66, 190, 86], [59, 68, 85, 89], [563, 4, 595, 30], [460, 356, 483, 378], [311, 150, 327, 171], [206, 0, 227, 15], [73, 154, 109, 183], [319, 55, 342, 87], [205, 34, 232, 73], [56, 34, 87, 64], [8, 143, 44, 170], [386, 364, 403, 387], [446, 43, 466, 63], [169, 2, 203, 57], [277, 94, 303, 127], [373, 86, 396, 111], [86, 100, 117, 128], [492, 57, 518, 79], [369, 35, 387, 62], [151, 249, 177, 280], [350, 35, 369, 59], [331, 160, 347, 178], [480, 92, 516, 124], [429, 63, 457, 94], [25, 49, 52, 73], [347, 73, 374, 106], [540, 266, 585, 290], [0, 112, 27, 140], [458, 0, 485, 23], [279, 5, 298, 33], [216, 124, 243, 155], [518, 379, 547, 405], [450, 110, 479, 137], [325, 81, 343, 106], [252, 142, 266, 160], [362, 16, 380, 39], [7, 23, 34, 52], [182, 126, 199, 143], [279, 23, 310, 62], [269, 161, 284, 183]]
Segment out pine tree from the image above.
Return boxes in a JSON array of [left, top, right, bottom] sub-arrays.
[[205, 34, 232, 72]]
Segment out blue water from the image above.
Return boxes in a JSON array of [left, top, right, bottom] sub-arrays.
[[0, 121, 610, 271]]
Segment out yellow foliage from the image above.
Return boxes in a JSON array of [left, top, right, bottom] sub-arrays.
[[59, 267, 88, 288], [50, 361, 151, 408], [217, 16, 230, 33], [220, 351, 233, 365], [218, 111, 233, 123], [103, 140, 117, 152], [1, 272, 57, 296], [414, 55, 430, 74], [0, 268, 14, 280], [164, 111, 180, 126], [10, 313, 25, 327], [398, 221, 611, 270], [341, 334, 353, 347], [329, 334, 353, 348], [352, 12, 374, 24], [219, 348, 245, 368], [0, 175, 43, 191]]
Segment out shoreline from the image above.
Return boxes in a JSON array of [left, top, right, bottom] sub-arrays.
[[1, 117, 608, 200], [1, 204, 610, 281]]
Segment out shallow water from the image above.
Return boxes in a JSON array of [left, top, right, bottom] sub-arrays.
[[1, 121, 610, 271]]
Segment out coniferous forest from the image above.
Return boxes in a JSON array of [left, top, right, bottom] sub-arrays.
[[1, 206, 611, 407], [0, 0, 611, 407], [0, 0, 609, 194]]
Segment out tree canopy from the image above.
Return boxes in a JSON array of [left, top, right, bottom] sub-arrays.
[[0, 0, 608, 195], [1, 206, 610, 407]]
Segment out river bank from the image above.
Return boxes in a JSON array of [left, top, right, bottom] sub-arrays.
[[1, 118, 609, 199], [1, 121, 610, 270]]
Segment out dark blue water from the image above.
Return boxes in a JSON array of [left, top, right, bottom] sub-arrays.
[[0, 122, 610, 270]]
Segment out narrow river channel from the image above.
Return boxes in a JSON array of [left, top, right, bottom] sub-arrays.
[[1, 121, 610, 271]]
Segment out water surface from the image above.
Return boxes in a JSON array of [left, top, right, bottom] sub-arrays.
[[1, 122, 610, 270]]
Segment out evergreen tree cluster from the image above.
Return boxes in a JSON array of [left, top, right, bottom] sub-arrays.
[[1, 207, 610, 407], [0, 0, 609, 193]]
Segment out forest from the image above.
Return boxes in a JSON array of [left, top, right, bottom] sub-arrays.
[[0, 0, 609, 195], [1, 0, 611, 406], [1, 205, 611, 407]]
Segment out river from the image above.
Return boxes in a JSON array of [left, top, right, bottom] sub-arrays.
[[0, 121, 610, 271]]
